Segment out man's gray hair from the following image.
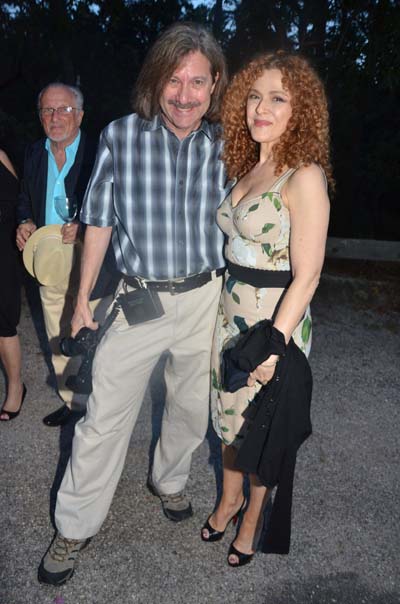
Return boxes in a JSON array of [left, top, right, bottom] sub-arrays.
[[37, 83, 84, 110]]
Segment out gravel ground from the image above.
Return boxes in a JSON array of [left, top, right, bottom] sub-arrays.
[[1, 262, 399, 604]]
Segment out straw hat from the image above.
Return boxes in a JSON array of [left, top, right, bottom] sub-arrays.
[[23, 225, 80, 286]]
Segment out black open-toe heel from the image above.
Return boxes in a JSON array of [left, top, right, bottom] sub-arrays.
[[0, 384, 27, 422], [201, 498, 246, 543], [227, 541, 254, 567]]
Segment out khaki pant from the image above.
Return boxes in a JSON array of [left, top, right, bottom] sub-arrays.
[[55, 276, 222, 539], [39, 266, 111, 408]]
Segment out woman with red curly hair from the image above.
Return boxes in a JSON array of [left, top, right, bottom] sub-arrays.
[[201, 52, 332, 566]]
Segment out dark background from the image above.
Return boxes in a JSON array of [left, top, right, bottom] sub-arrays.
[[1, 0, 399, 240]]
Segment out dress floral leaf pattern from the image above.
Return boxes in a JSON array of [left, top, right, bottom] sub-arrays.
[[211, 167, 313, 444], [301, 316, 312, 344], [233, 315, 248, 333], [262, 243, 272, 256], [262, 223, 275, 234], [225, 276, 236, 293]]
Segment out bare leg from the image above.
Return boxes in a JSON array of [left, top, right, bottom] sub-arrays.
[[228, 473, 270, 564], [202, 444, 245, 538], [0, 335, 23, 418]]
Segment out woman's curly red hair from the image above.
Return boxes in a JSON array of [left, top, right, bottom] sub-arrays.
[[222, 51, 334, 188]]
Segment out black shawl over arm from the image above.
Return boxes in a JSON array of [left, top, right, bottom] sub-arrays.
[[234, 339, 313, 554]]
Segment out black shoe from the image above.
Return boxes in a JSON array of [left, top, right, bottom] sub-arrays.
[[147, 477, 193, 522], [0, 384, 27, 422], [42, 404, 72, 427], [201, 498, 247, 542], [227, 541, 254, 567]]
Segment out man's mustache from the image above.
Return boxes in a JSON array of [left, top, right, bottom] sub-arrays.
[[168, 100, 201, 110]]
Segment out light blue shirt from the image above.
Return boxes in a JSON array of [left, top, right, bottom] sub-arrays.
[[45, 130, 81, 225]]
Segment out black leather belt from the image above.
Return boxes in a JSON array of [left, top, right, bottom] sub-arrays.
[[122, 268, 225, 295]]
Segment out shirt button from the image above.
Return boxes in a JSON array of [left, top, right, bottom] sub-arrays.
[[178, 179, 184, 186]]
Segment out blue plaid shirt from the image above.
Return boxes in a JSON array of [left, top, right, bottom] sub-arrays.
[[81, 114, 231, 280]]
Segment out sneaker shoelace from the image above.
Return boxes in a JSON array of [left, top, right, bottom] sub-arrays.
[[162, 491, 186, 504], [50, 536, 83, 562]]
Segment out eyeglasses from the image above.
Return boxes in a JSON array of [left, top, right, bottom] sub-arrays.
[[39, 106, 80, 117]]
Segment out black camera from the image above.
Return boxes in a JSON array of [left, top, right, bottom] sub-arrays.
[[60, 327, 99, 357], [60, 327, 99, 395], [59, 300, 120, 395]]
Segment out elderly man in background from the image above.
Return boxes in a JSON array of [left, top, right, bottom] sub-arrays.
[[38, 22, 231, 585], [16, 83, 114, 427]]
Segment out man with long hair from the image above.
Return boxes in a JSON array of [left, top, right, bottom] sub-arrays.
[[39, 22, 230, 585]]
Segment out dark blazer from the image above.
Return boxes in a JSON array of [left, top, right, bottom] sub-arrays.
[[17, 132, 118, 298], [16, 131, 96, 226]]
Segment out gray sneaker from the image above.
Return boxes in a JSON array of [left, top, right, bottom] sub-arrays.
[[38, 532, 91, 585], [147, 478, 193, 522]]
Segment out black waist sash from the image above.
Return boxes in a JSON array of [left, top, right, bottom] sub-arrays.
[[226, 260, 292, 289]]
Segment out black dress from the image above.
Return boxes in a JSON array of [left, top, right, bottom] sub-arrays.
[[0, 160, 20, 337]]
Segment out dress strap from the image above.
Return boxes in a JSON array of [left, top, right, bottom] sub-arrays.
[[273, 164, 328, 193], [271, 168, 298, 193]]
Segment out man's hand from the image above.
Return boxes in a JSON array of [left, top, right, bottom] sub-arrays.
[[71, 224, 113, 337], [61, 221, 80, 244], [71, 296, 98, 338], [16, 220, 37, 251]]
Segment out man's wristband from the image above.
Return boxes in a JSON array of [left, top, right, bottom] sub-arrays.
[[19, 219, 32, 224]]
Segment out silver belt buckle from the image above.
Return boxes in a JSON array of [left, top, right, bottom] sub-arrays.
[[168, 277, 186, 295], [124, 276, 147, 291]]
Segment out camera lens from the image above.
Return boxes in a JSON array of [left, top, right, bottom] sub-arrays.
[[60, 336, 80, 356]]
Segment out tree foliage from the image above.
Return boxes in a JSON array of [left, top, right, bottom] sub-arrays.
[[0, 0, 398, 238]]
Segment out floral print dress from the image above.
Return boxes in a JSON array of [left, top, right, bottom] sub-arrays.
[[211, 168, 312, 445]]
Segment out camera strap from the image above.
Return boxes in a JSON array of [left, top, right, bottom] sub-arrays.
[[95, 298, 121, 341]]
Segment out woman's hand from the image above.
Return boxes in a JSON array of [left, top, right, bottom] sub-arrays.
[[16, 220, 37, 251], [247, 354, 280, 387]]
